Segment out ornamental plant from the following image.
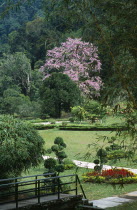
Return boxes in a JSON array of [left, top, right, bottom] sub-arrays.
[[93, 148, 108, 172], [40, 38, 102, 97], [101, 168, 134, 179], [44, 137, 67, 175], [83, 168, 135, 184]]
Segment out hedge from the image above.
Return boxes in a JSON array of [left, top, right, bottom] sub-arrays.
[[58, 125, 127, 131], [32, 123, 127, 131], [32, 124, 56, 130]]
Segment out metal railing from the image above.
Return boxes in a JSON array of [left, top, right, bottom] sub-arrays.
[[0, 173, 86, 209]]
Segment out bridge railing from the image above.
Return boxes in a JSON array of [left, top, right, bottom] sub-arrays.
[[0, 173, 86, 209]]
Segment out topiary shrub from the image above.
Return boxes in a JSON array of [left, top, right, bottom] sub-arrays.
[[44, 137, 68, 174], [93, 159, 101, 172], [54, 137, 64, 145], [0, 115, 45, 179], [94, 148, 108, 172], [94, 159, 100, 165], [44, 158, 57, 173], [55, 164, 65, 173]]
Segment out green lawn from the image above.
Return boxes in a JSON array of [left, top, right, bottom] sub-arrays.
[[39, 128, 136, 168], [39, 129, 115, 161]]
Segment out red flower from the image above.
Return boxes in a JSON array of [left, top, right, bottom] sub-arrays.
[[85, 168, 134, 180]]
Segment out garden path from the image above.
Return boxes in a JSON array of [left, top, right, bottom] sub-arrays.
[[43, 156, 137, 174], [72, 159, 137, 174], [89, 192, 137, 209]]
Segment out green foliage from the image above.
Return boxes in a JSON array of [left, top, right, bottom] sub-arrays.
[[63, 159, 76, 170], [84, 100, 106, 118], [50, 120, 56, 124], [58, 151, 67, 159], [94, 148, 108, 171], [71, 106, 86, 122], [54, 137, 64, 145], [94, 159, 99, 165], [44, 158, 57, 173], [69, 117, 75, 123], [0, 87, 42, 118], [40, 73, 82, 118], [51, 145, 59, 152], [32, 124, 56, 130], [107, 150, 127, 160], [61, 122, 68, 126], [44, 136, 67, 174], [0, 115, 45, 179], [0, 52, 31, 96], [55, 164, 64, 173], [64, 164, 75, 170], [59, 125, 127, 131], [97, 149, 107, 159]]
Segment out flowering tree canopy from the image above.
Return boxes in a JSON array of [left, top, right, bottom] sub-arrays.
[[41, 38, 102, 96]]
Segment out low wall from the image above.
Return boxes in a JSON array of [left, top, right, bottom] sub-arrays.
[[15, 195, 83, 210]]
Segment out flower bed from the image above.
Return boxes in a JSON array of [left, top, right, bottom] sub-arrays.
[[82, 168, 137, 184]]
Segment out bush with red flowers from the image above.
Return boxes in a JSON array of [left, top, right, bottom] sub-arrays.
[[82, 168, 137, 184]]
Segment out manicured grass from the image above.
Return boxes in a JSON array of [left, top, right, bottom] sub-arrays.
[[39, 129, 115, 161], [39, 128, 137, 168]]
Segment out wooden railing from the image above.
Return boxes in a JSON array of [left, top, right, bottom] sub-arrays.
[[0, 173, 86, 209]]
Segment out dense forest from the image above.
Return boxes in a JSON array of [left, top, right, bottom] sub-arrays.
[[0, 0, 137, 118]]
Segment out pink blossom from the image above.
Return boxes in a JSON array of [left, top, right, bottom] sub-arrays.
[[40, 38, 103, 96]]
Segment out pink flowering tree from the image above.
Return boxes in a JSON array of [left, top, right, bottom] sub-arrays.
[[40, 38, 102, 97]]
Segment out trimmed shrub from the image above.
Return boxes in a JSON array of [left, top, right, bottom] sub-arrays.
[[44, 158, 57, 172], [54, 137, 64, 145], [59, 125, 127, 131], [44, 137, 67, 174], [32, 124, 56, 130]]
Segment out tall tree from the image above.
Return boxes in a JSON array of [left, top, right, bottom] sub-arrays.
[[0, 52, 31, 95], [40, 73, 82, 118], [41, 38, 102, 98]]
